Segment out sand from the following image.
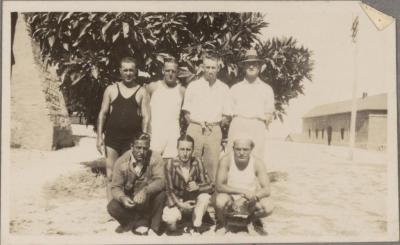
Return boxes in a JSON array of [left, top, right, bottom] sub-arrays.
[[7, 125, 388, 240]]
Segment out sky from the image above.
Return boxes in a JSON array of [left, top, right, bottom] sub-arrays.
[[258, 2, 395, 137]]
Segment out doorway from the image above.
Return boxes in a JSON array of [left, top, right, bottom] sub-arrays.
[[327, 126, 332, 145]]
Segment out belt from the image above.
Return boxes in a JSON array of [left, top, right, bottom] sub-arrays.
[[190, 121, 221, 126], [233, 115, 266, 123], [190, 121, 221, 135]]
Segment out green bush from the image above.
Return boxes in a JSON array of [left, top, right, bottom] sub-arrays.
[[24, 12, 313, 125]]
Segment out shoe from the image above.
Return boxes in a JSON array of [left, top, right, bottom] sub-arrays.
[[202, 212, 215, 226], [188, 227, 201, 236], [132, 226, 149, 235], [248, 220, 268, 236], [166, 229, 183, 236], [115, 224, 131, 233], [191, 226, 209, 234], [214, 223, 227, 235]]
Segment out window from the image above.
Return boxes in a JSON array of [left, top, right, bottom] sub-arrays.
[[341, 128, 345, 140], [315, 129, 319, 139], [322, 129, 324, 139], [308, 129, 311, 138]]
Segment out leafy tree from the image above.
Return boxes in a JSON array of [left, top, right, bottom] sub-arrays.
[[24, 12, 313, 126]]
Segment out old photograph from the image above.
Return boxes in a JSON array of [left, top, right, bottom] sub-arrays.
[[2, 1, 399, 244]]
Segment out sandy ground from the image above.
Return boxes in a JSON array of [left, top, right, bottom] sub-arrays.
[[7, 125, 388, 239]]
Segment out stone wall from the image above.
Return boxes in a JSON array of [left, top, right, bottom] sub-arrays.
[[11, 14, 74, 150]]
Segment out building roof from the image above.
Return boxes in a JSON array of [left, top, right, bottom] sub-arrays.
[[303, 93, 387, 118]]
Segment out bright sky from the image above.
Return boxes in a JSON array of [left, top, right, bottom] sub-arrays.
[[259, 1, 395, 137]]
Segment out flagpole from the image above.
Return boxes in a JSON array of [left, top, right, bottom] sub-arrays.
[[348, 16, 359, 161]]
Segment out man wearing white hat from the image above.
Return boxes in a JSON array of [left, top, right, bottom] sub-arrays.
[[227, 49, 275, 161]]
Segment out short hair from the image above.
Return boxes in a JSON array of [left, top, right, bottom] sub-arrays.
[[202, 52, 220, 63], [130, 132, 151, 144], [120, 56, 138, 67], [233, 136, 255, 149], [177, 134, 195, 148], [163, 57, 178, 66]]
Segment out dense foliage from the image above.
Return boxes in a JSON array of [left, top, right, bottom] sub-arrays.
[[25, 12, 313, 125]]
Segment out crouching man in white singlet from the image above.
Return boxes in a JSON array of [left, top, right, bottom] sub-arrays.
[[215, 135, 274, 235], [146, 58, 185, 159]]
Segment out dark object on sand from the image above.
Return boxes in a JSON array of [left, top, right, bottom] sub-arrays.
[[225, 197, 254, 229]]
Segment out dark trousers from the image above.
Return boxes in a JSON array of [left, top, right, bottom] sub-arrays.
[[107, 191, 166, 233]]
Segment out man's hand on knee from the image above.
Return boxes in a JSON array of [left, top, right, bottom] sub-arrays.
[[120, 196, 135, 208]]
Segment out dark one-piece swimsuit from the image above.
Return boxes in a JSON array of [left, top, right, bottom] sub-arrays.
[[104, 83, 142, 155]]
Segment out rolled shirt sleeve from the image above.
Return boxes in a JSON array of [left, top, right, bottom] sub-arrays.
[[264, 84, 275, 115]]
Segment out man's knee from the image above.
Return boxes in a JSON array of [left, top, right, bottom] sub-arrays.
[[197, 193, 211, 205], [258, 197, 274, 216], [215, 193, 232, 209], [153, 191, 166, 203], [162, 206, 182, 225], [107, 199, 122, 217]]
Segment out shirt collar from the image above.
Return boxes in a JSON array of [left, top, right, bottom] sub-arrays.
[[200, 77, 221, 88], [244, 77, 262, 86]]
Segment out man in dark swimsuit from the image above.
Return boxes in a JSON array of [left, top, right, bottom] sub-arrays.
[[97, 57, 150, 201]]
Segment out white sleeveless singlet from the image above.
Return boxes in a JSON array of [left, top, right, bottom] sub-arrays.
[[227, 154, 260, 193], [150, 81, 182, 134]]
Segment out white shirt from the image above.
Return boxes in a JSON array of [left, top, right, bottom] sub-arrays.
[[182, 77, 231, 122], [180, 166, 190, 182], [230, 78, 275, 119]]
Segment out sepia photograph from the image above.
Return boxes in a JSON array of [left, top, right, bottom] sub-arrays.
[[1, 1, 399, 244]]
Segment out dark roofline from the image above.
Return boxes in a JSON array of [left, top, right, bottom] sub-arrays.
[[302, 93, 387, 118]]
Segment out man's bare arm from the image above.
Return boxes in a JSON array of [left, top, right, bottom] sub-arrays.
[[179, 86, 186, 99], [96, 86, 112, 154], [216, 156, 249, 195], [145, 81, 158, 98], [139, 88, 151, 134], [254, 158, 271, 199]]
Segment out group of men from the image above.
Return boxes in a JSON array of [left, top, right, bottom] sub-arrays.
[[96, 49, 276, 235]]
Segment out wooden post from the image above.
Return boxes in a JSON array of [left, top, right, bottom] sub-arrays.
[[348, 16, 359, 160]]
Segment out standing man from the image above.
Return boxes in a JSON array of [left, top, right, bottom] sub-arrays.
[[107, 133, 166, 235], [97, 57, 150, 201], [182, 53, 231, 181], [228, 49, 275, 160], [162, 135, 214, 234], [215, 135, 274, 235], [146, 57, 185, 159]]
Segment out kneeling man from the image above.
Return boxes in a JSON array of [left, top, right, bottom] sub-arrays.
[[215, 135, 274, 235], [107, 133, 166, 235], [162, 135, 214, 233]]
